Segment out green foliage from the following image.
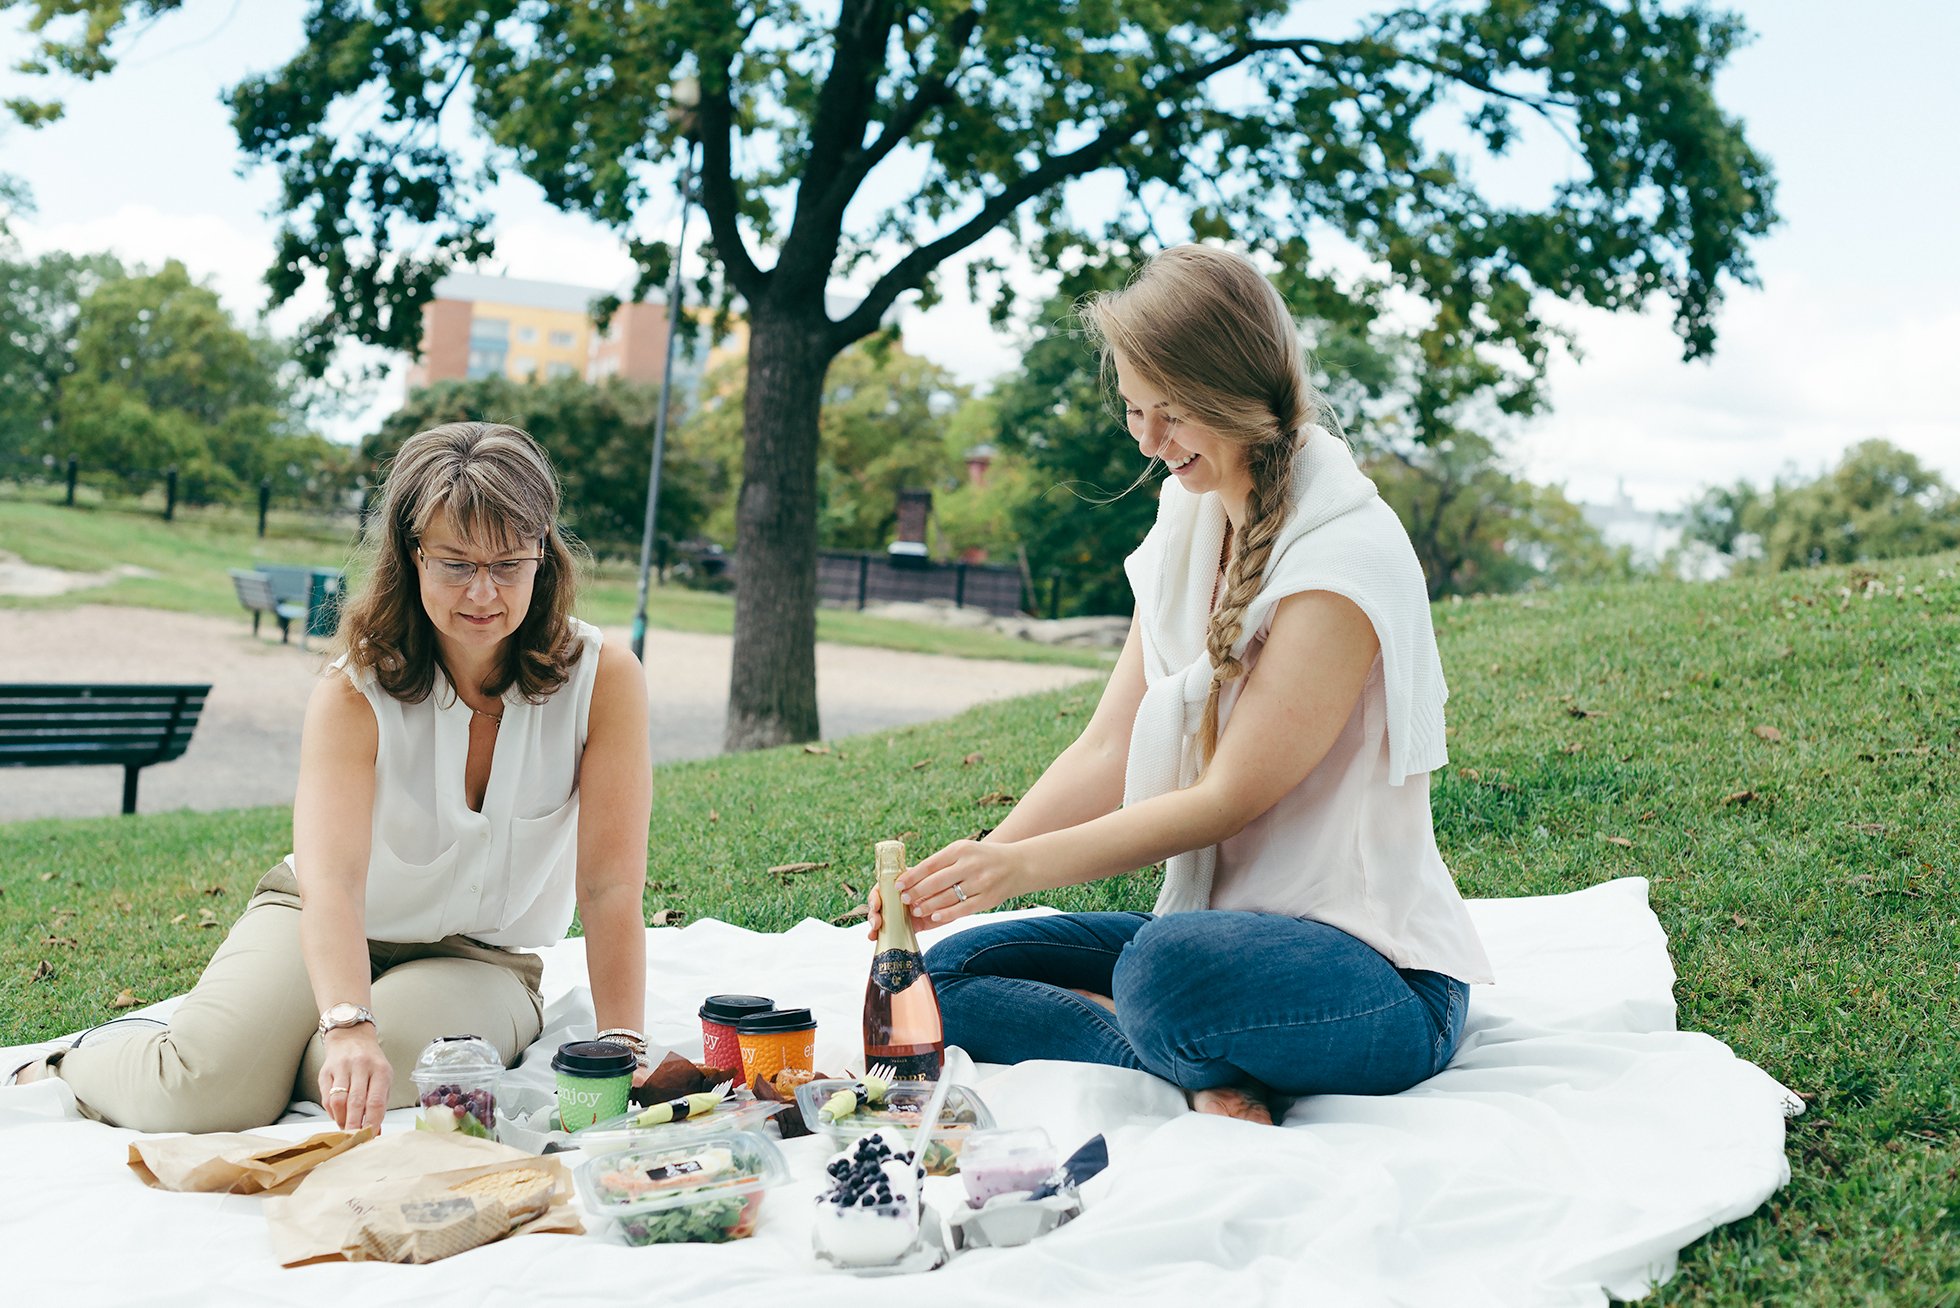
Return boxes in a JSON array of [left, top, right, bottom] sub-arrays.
[[55, 260, 307, 503], [5, 553, 1960, 1301], [0, 246, 123, 473], [672, 343, 969, 551], [1682, 440, 1960, 573], [1367, 432, 1632, 598], [368, 375, 717, 554]]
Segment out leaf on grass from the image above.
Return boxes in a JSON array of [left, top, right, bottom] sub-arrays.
[[1567, 706, 1607, 719], [112, 898, 132, 914], [1599, 835, 1633, 848], [40, 936, 76, 949], [1638, 810, 1657, 822], [977, 791, 1017, 807], [1560, 741, 1585, 755], [708, 809, 719, 825], [1885, 745, 1932, 758], [911, 759, 931, 770], [649, 909, 686, 928], [830, 904, 869, 926], [897, 831, 917, 843], [1752, 725, 1783, 743], [1458, 767, 1480, 781], [1846, 822, 1888, 836], [31, 960, 54, 982], [962, 752, 984, 766], [38, 872, 56, 882], [769, 861, 829, 878], [109, 988, 142, 1010], [1721, 790, 1757, 806], [802, 744, 832, 755], [202, 885, 225, 897], [170, 913, 188, 925], [1730, 913, 1748, 928], [196, 908, 220, 928], [839, 881, 857, 899]]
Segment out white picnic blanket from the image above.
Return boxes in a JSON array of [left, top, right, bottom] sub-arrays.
[[0, 877, 1792, 1307]]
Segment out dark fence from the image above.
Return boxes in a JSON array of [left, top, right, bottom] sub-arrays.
[[816, 551, 1026, 617]]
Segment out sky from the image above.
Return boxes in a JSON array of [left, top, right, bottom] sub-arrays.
[[2, 1, 1955, 514]]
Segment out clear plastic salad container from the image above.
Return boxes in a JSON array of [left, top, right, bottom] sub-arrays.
[[576, 1096, 787, 1154], [574, 1129, 789, 1245], [793, 1078, 995, 1175], [959, 1126, 1058, 1205], [411, 1034, 504, 1141]]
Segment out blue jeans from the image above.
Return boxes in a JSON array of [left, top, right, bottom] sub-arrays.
[[924, 911, 1469, 1097]]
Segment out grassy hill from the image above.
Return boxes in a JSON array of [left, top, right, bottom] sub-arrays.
[[0, 489, 1106, 667], [1, 543, 1955, 1302]]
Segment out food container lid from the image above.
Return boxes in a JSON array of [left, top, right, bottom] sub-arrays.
[[409, 1034, 502, 1084], [735, 1006, 815, 1034], [960, 1126, 1057, 1166], [574, 1129, 788, 1219], [794, 1078, 995, 1138], [699, 994, 775, 1024], [550, 1040, 638, 1077], [577, 1097, 787, 1152]]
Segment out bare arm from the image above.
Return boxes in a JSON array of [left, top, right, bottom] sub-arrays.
[[574, 639, 653, 1046], [898, 591, 1381, 922], [291, 673, 387, 1128], [868, 617, 1145, 936]]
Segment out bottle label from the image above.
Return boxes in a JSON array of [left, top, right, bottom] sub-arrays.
[[881, 1050, 942, 1081], [871, 948, 925, 994]]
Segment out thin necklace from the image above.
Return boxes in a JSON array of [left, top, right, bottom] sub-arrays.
[[468, 702, 503, 725]]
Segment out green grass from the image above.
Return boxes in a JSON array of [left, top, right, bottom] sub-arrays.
[[2, 549, 1957, 1301], [0, 488, 1107, 667]]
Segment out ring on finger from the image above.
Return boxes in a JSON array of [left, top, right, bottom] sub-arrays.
[[327, 1087, 349, 1099], [953, 882, 968, 904]]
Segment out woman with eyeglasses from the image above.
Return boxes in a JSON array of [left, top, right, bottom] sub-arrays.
[[11, 423, 655, 1132]]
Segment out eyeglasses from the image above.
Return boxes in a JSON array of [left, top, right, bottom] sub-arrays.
[[415, 547, 543, 588]]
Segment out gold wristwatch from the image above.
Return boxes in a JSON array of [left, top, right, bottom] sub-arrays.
[[317, 1002, 378, 1037]]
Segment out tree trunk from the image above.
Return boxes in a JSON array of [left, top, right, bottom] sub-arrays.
[[724, 311, 832, 750]]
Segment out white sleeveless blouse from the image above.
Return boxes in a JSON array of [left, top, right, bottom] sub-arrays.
[[309, 617, 603, 949]]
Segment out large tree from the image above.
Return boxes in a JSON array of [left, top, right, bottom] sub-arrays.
[[9, 0, 1775, 747]]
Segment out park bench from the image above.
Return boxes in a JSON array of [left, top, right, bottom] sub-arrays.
[[255, 563, 344, 645], [229, 568, 308, 644], [0, 683, 212, 815]]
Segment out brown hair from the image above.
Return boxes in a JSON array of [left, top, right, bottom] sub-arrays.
[[335, 421, 587, 704], [1081, 245, 1328, 763]]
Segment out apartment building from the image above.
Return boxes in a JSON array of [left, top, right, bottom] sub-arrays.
[[405, 273, 680, 390]]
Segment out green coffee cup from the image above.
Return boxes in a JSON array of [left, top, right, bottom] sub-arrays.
[[551, 1040, 636, 1132]]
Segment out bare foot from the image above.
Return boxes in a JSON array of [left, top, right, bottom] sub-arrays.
[[1068, 989, 1116, 1013], [1191, 1085, 1274, 1125]]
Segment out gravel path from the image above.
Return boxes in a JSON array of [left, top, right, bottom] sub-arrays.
[[0, 606, 1100, 822]]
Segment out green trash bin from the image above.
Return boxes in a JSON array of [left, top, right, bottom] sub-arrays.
[[306, 569, 343, 639]]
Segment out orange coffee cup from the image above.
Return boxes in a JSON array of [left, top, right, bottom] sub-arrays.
[[736, 1007, 816, 1084]]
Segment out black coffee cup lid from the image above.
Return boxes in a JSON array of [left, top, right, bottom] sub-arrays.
[[551, 1040, 637, 1076], [735, 1006, 815, 1034], [699, 994, 775, 1024]]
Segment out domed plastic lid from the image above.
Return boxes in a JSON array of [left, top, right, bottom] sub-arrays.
[[411, 1034, 503, 1083]]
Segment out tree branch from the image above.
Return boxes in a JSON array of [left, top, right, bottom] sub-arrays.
[[828, 37, 1280, 349], [695, 53, 766, 301], [825, 8, 980, 210]]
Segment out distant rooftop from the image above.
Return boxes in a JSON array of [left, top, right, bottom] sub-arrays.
[[432, 272, 660, 314]]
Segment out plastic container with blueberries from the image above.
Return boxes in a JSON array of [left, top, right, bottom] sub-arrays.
[[410, 1034, 503, 1141]]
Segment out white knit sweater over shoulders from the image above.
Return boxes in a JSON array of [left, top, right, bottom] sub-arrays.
[[1121, 429, 1458, 909]]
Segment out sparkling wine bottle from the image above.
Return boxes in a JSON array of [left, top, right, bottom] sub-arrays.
[[863, 839, 945, 1081]]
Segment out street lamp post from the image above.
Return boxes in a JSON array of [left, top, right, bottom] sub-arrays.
[[631, 77, 702, 663]]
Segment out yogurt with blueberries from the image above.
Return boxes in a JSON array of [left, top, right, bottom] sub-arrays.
[[811, 1131, 924, 1266]]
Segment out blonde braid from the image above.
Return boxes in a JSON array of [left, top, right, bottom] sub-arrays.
[[1196, 429, 1301, 766]]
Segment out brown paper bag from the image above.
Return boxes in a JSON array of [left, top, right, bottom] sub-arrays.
[[265, 1131, 582, 1267], [127, 1127, 376, 1195]]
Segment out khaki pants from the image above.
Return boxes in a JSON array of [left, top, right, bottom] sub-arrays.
[[55, 862, 544, 1134]]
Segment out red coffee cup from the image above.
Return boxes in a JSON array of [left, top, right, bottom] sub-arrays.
[[699, 994, 774, 1071]]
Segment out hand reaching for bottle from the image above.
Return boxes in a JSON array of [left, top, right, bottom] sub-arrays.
[[864, 837, 1030, 938]]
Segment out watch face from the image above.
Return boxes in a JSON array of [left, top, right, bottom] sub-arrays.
[[324, 1003, 362, 1025]]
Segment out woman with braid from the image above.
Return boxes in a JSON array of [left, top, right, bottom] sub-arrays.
[[865, 245, 1492, 1122]]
